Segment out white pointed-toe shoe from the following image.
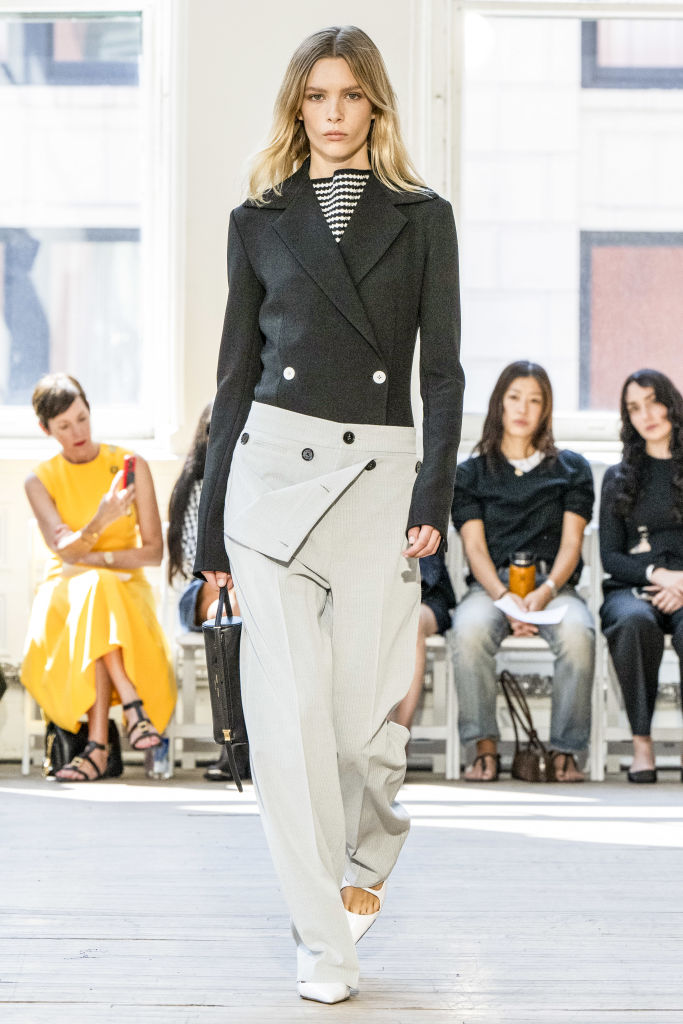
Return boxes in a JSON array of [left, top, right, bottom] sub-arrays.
[[342, 878, 386, 943], [297, 981, 351, 1004]]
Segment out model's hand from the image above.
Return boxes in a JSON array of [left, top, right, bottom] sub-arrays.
[[404, 525, 441, 559], [523, 585, 552, 613], [202, 570, 233, 591]]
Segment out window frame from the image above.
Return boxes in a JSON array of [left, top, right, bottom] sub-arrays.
[[581, 19, 683, 89], [1, 17, 140, 86], [0, 0, 185, 448]]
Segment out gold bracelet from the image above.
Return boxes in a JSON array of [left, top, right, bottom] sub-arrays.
[[79, 530, 99, 548]]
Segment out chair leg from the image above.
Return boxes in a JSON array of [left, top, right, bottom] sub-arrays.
[[589, 635, 606, 781], [22, 688, 31, 776], [446, 659, 460, 780]]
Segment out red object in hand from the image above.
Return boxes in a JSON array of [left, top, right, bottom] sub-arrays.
[[122, 455, 136, 488]]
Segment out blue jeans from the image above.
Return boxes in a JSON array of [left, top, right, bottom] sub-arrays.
[[448, 584, 595, 753]]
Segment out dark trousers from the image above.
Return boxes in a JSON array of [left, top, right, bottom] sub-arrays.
[[600, 588, 683, 736]]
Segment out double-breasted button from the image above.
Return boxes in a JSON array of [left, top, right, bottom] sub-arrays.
[[365, 460, 376, 471], [415, 460, 422, 472], [372, 370, 386, 384], [301, 448, 314, 461], [240, 432, 249, 444], [343, 431, 355, 444], [283, 366, 296, 380]]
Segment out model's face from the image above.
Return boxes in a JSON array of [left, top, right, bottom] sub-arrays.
[[299, 57, 373, 176], [501, 377, 545, 444], [624, 382, 672, 447], [44, 396, 95, 462]]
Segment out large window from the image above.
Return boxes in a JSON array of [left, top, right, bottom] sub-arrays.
[[459, 13, 683, 425], [0, 11, 149, 436]]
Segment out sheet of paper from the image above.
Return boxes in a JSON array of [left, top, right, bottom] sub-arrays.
[[493, 594, 567, 625]]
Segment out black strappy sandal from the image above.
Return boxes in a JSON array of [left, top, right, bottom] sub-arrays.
[[55, 739, 107, 782], [123, 699, 162, 750], [464, 752, 501, 782]]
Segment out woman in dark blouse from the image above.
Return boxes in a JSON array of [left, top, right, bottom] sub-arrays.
[[449, 361, 595, 781], [600, 369, 683, 783]]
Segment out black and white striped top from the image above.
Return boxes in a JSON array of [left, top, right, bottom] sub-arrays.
[[311, 168, 370, 242]]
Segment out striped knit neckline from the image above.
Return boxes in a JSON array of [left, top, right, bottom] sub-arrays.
[[311, 168, 370, 243]]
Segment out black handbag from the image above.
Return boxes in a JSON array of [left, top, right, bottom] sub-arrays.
[[43, 719, 123, 778], [202, 585, 248, 792], [498, 670, 550, 782]]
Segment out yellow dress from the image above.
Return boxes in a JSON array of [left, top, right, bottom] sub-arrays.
[[21, 444, 177, 734]]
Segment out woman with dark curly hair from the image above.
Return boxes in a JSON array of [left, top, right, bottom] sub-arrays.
[[600, 369, 683, 783]]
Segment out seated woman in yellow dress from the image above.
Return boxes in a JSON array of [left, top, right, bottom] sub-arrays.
[[21, 373, 177, 781]]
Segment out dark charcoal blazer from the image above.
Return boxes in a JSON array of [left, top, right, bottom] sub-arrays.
[[195, 160, 464, 575]]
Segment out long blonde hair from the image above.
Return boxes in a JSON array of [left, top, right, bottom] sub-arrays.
[[248, 26, 427, 204]]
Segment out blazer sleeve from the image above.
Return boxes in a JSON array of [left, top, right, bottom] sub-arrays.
[[408, 199, 465, 540], [194, 211, 265, 577]]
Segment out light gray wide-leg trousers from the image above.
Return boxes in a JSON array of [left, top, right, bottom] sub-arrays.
[[224, 402, 421, 987]]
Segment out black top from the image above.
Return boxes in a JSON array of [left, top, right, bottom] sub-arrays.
[[451, 449, 594, 573], [194, 160, 464, 575], [599, 457, 683, 591]]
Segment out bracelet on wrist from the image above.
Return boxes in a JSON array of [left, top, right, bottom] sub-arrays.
[[496, 587, 509, 601], [79, 530, 99, 549], [645, 564, 656, 583], [543, 578, 558, 597]]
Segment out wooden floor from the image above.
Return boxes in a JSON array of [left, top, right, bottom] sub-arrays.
[[2, 766, 683, 1023]]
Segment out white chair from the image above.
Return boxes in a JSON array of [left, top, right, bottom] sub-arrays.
[[22, 519, 52, 774], [159, 554, 219, 774], [446, 527, 604, 781]]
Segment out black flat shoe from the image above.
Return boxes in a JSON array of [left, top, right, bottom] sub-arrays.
[[627, 768, 658, 784]]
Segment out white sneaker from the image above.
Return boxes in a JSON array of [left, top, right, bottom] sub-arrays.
[[297, 981, 351, 1004], [342, 878, 386, 943]]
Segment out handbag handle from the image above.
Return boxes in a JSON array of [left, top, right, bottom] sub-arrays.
[[214, 585, 235, 626], [499, 670, 546, 753]]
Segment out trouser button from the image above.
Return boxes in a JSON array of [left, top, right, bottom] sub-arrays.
[[366, 460, 376, 470], [302, 448, 314, 461]]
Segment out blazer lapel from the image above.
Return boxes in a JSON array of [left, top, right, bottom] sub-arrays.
[[338, 173, 408, 285], [273, 179, 380, 355]]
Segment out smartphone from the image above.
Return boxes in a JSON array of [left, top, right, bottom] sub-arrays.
[[122, 454, 136, 488]]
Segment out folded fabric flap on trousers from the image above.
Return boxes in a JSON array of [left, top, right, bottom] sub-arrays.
[[225, 459, 371, 561]]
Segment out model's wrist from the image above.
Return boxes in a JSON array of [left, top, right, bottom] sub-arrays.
[[542, 578, 558, 598]]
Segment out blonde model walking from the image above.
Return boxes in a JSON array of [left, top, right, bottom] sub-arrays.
[[195, 25, 463, 1004]]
